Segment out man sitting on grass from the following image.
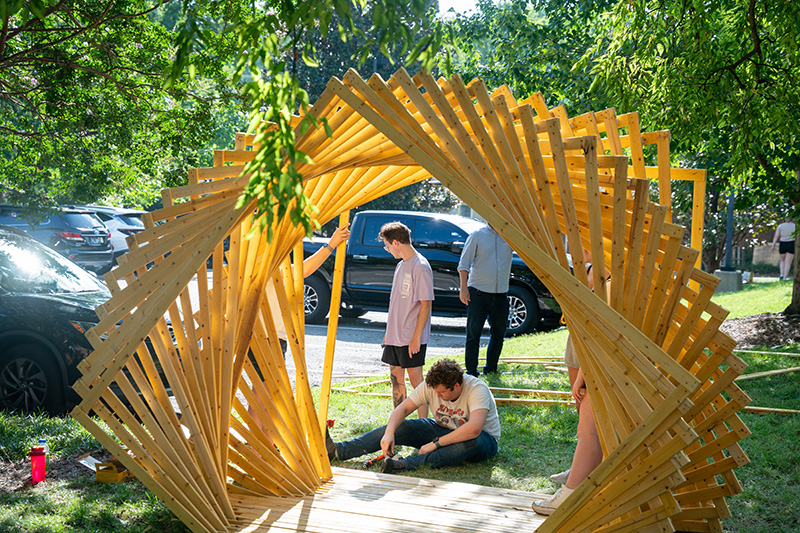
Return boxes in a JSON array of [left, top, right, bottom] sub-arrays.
[[326, 359, 500, 473]]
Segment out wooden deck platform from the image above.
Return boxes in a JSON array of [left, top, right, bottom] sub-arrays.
[[230, 467, 548, 532]]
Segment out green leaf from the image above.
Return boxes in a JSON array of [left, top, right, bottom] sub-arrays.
[[28, 0, 45, 19]]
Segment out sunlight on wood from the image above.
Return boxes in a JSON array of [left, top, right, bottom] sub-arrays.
[[72, 68, 748, 533]]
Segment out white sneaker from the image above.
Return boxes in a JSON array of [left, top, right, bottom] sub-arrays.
[[549, 468, 570, 484], [531, 485, 574, 516]]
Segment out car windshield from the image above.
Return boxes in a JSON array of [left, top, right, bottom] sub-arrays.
[[0, 231, 108, 294]]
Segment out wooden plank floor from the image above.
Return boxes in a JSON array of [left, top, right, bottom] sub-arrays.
[[230, 467, 549, 532]]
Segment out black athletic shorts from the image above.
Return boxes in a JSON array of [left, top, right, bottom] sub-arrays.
[[381, 344, 427, 368], [780, 241, 794, 254]]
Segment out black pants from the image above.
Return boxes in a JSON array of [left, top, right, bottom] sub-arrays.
[[465, 287, 508, 375]]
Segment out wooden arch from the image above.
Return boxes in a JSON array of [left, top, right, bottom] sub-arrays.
[[72, 68, 750, 533]]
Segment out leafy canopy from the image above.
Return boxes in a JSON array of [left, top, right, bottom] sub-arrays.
[[171, 0, 444, 241], [0, 0, 239, 209], [588, 0, 800, 197], [440, 0, 614, 115]]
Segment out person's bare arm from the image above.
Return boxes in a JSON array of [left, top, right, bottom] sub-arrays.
[[458, 270, 470, 305], [303, 224, 350, 277], [418, 409, 489, 455], [773, 226, 781, 250], [409, 300, 432, 355], [380, 397, 417, 456]]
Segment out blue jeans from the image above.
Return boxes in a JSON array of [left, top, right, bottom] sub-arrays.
[[335, 418, 498, 470], [465, 287, 509, 375]]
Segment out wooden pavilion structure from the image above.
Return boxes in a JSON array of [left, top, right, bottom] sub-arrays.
[[71, 68, 750, 532]]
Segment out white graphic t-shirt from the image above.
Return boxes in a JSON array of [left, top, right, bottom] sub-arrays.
[[408, 374, 501, 441]]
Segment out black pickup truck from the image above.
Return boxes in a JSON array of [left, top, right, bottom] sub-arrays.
[[302, 210, 561, 336]]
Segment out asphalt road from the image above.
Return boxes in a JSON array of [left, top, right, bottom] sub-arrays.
[[290, 312, 472, 387], [179, 274, 480, 388]]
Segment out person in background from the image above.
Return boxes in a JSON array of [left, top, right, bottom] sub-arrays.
[[379, 221, 434, 419], [772, 219, 796, 281], [534, 253, 606, 516], [458, 223, 513, 376]]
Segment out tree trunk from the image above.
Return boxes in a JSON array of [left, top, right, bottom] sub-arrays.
[[784, 168, 800, 315]]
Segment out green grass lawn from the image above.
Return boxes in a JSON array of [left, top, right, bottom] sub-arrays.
[[1, 279, 798, 532], [711, 276, 793, 319]]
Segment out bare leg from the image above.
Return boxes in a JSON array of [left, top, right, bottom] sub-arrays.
[[568, 366, 580, 412], [565, 392, 602, 490], [389, 365, 407, 408], [407, 366, 426, 418], [782, 253, 794, 279]]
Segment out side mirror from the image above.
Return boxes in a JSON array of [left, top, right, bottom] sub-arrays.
[[451, 241, 465, 253]]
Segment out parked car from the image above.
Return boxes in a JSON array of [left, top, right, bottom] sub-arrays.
[[302, 210, 562, 335], [75, 205, 146, 262], [0, 225, 111, 414], [0, 204, 113, 272]]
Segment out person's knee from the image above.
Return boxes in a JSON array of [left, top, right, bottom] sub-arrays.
[[389, 366, 405, 382], [461, 434, 498, 461]]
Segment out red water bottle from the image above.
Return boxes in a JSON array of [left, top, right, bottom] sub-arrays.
[[30, 447, 46, 483]]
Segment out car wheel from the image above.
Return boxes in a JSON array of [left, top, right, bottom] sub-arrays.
[[0, 344, 65, 414], [506, 286, 540, 336], [304, 276, 331, 324]]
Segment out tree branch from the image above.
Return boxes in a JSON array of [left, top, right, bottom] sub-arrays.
[[5, 0, 72, 41], [0, 124, 45, 137], [0, 6, 8, 57], [706, 0, 763, 88], [748, 0, 762, 60]]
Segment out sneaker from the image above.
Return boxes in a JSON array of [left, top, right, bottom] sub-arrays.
[[531, 485, 574, 516], [325, 428, 337, 461], [380, 456, 406, 474], [549, 468, 570, 484]]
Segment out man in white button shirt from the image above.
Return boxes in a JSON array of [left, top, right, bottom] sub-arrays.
[[458, 224, 513, 376]]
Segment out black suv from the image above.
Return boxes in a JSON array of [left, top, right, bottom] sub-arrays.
[[0, 205, 113, 273], [302, 210, 562, 335], [0, 225, 110, 414]]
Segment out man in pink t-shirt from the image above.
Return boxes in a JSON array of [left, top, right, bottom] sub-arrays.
[[379, 221, 434, 418]]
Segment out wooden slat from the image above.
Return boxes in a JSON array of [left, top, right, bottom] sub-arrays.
[[72, 68, 747, 533]]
